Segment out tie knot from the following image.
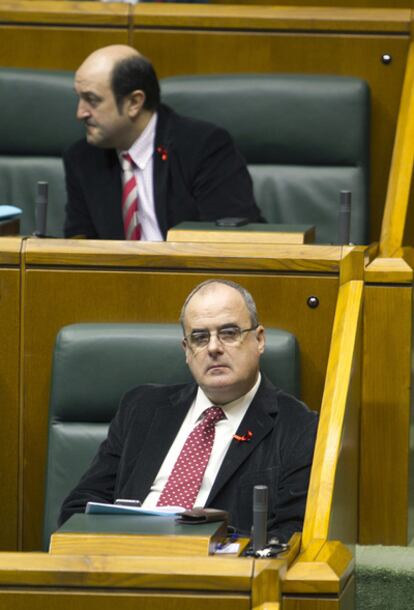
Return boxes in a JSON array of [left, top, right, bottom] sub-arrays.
[[121, 152, 134, 171], [203, 406, 225, 426]]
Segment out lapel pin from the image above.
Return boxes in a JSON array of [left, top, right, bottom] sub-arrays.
[[156, 145, 168, 161], [233, 430, 253, 443]]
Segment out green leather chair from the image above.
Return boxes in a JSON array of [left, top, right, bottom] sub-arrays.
[[161, 74, 370, 244], [0, 68, 83, 236], [43, 322, 300, 548]]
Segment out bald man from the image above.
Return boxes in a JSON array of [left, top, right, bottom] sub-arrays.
[[60, 279, 318, 544], [64, 45, 263, 240]]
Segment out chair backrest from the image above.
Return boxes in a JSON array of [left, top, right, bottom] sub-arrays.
[[43, 322, 300, 548], [0, 68, 83, 236], [160, 74, 370, 244]]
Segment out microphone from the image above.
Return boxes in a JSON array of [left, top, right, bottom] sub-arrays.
[[252, 485, 268, 552], [338, 190, 351, 245], [33, 181, 48, 237]]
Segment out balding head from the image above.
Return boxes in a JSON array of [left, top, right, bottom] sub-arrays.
[[78, 45, 140, 77], [74, 46, 160, 149]]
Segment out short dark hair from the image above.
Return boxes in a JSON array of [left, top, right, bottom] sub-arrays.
[[180, 279, 259, 331], [111, 54, 160, 112]]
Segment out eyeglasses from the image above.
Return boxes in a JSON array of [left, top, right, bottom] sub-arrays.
[[184, 325, 258, 353]]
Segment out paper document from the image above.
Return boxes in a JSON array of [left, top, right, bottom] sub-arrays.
[[0, 205, 22, 220], [86, 501, 185, 516]]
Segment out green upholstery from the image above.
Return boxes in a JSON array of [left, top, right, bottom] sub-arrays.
[[161, 74, 370, 244], [0, 68, 83, 236], [43, 322, 300, 548], [356, 545, 414, 609]]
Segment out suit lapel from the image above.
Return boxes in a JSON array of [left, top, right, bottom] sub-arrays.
[[153, 105, 173, 238], [206, 377, 279, 505], [91, 150, 124, 239], [96, 149, 124, 238], [122, 384, 197, 500]]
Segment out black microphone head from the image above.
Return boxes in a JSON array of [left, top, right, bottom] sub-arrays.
[[340, 190, 352, 212], [253, 485, 268, 511], [34, 180, 49, 237], [36, 181, 48, 203]]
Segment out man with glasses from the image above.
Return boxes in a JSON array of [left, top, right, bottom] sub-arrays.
[[59, 279, 318, 543]]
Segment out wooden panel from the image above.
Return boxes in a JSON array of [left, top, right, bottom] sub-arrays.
[[0, 270, 20, 550], [283, 573, 355, 610], [21, 262, 338, 550], [0, 27, 128, 70], [360, 282, 412, 544], [0, 239, 21, 551], [0, 593, 249, 610]]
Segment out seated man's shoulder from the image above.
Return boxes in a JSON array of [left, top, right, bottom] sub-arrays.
[[64, 138, 110, 166], [274, 388, 319, 430], [162, 104, 230, 144], [120, 382, 194, 410]]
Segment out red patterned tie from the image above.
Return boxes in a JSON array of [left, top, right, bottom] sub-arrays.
[[121, 152, 141, 240], [157, 406, 225, 509]]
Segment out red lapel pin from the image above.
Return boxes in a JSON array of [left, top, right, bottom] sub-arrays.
[[233, 430, 253, 443]]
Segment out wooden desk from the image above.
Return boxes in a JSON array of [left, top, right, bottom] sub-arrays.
[[167, 223, 315, 245], [0, 540, 353, 609], [0, 552, 283, 610]]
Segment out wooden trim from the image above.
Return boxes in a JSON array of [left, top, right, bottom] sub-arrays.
[[166, 227, 315, 245], [0, 1, 129, 25], [301, 280, 363, 547], [0, 552, 254, 590], [0, 237, 22, 265], [131, 4, 410, 32], [365, 256, 413, 283], [380, 39, 414, 256], [283, 540, 353, 595], [22, 239, 357, 274]]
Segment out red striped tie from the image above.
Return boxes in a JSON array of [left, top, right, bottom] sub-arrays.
[[121, 152, 141, 240], [157, 406, 225, 509]]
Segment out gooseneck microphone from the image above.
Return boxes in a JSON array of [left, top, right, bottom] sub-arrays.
[[33, 181, 48, 237], [338, 190, 352, 245], [252, 485, 268, 552]]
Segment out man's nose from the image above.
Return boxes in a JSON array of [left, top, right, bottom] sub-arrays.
[[76, 100, 90, 120], [207, 333, 224, 353]]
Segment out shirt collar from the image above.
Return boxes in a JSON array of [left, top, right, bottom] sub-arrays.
[[192, 372, 262, 426], [119, 112, 158, 170]]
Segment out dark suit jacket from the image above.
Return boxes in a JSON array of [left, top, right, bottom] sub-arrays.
[[63, 104, 263, 239], [59, 376, 318, 543]]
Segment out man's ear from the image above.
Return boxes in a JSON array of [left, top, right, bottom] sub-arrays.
[[256, 325, 265, 355], [182, 338, 190, 363], [127, 89, 145, 118]]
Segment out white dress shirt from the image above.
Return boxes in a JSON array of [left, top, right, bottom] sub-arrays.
[[142, 373, 261, 508], [119, 112, 164, 242]]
